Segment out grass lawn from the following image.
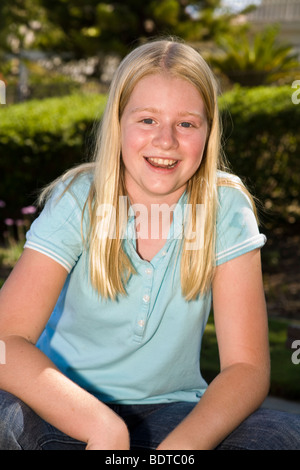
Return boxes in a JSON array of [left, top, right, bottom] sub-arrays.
[[201, 314, 300, 401]]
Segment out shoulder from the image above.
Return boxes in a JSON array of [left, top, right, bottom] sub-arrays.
[[31, 170, 94, 237], [39, 170, 95, 227], [52, 171, 94, 209], [216, 170, 257, 228], [25, 171, 94, 272], [217, 170, 253, 209], [215, 171, 266, 265]]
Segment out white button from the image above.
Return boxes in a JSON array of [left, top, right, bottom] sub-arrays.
[[145, 268, 152, 275], [138, 320, 145, 327], [162, 251, 167, 256], [143, 294, 150, 303]]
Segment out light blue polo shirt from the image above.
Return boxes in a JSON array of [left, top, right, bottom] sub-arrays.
[[24, 171, 266, 405]]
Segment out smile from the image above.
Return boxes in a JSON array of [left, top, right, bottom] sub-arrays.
[[145, 157, 178, 169]]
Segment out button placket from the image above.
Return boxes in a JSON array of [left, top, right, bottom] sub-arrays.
[[133, 263, 153, 342]]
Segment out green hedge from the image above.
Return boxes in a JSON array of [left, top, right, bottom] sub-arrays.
[[0, 86, 299, 236], [219, 85, 300, 229], [0, 94, 106, 232]]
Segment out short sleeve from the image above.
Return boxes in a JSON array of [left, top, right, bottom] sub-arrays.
[[216, 184, 266, 266], [24, 174, 92, 272]]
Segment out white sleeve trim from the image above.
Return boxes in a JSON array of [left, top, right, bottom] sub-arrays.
[[24, 241, 72, 272], [216, 234, 266, 263]]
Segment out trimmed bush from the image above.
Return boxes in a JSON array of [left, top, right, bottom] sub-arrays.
[[0, 93, 106, 231], [219, 85, 300, 228]]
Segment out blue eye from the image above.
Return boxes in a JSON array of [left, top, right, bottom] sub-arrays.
[[142, 118, 154, 124], [180, 122, 192, 128]]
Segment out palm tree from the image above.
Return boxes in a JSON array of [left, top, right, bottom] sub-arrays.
[[210, 26, 300, 86]]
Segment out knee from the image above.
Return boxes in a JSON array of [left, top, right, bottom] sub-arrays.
[[218, 408, 300, 450], [249, 408, 300, 450], [0, 390, 26, 450], [269, 409, 300, 450]]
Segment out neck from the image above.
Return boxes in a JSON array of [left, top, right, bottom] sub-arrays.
[[126, 187, 186, 212]]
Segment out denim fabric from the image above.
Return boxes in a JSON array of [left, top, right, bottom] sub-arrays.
[[0, 390, 299, 450]]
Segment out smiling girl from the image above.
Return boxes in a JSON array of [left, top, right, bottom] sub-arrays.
[[0, 39, 299, 450]]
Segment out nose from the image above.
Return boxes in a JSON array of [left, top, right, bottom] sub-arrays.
[[152, 124, 179, 150]]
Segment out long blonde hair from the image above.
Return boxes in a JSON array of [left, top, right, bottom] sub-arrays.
[[40, 39, 256, 301]]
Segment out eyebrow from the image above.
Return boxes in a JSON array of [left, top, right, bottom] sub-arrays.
[[130, 107, 205, 120], [130, 107, 160, 114], [178, 110, 206, 120]]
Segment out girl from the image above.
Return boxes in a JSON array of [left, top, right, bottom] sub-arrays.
[[0, 39, 299, 450]]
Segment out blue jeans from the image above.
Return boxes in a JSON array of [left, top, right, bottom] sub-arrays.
[[0, 390, 299, 450]]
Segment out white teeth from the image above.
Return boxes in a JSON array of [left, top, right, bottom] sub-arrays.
[[147, 157, 178, 167]]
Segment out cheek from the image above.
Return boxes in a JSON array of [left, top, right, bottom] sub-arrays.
[[186, 134, 207, 163], [121, 128, 144, 157], [121, 133, 144, 174]]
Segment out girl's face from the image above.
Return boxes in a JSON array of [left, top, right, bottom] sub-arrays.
[[120, 73, 208, 205]]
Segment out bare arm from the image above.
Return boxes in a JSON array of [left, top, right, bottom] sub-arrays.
[[0, 249, 129, 450], [157, 249, 270, 450]]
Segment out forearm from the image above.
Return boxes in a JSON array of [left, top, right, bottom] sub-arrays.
[[157, 362, 270, 450], [0, 335, 129, 449]]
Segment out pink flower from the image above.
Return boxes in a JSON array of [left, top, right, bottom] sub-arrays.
[[0, 200, 6, 208], [21, 205, 36, 215], [4, 218, 14, 226], [16, 219, 24, 226]]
